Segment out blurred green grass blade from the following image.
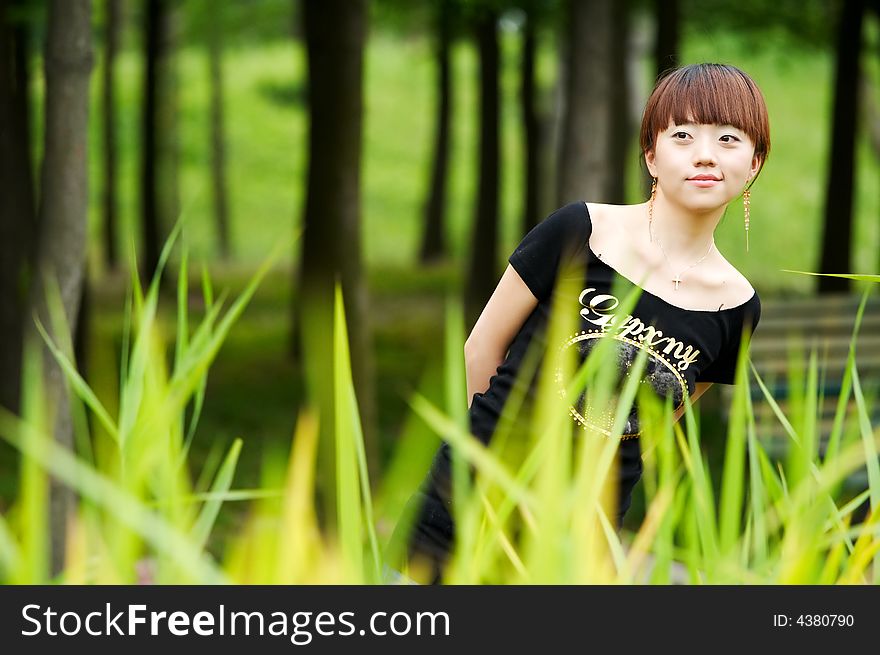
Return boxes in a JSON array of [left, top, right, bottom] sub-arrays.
[[117, 286, 160, 451], [609, 344, 649, 438], [648, 467, 687, 585], [39, 275, 96, 467], [780, 270, 880, 284], [177, 292, 227, 462], [443, 292, 467, 428], [596, 502, 628, 577], [826, 287, 870, 463], [119, 282, 133, 392], [749, 358, 858, 546], [191, 438, 242, 550], [374, 361, 443, 566], [678, 480, 703, 584], [409, 392, 536, 513], [147, 218, 183, 301], [33, 317, 119, 446], [175, 249, 190, 369], [165, 241, 285, 419], [173, 291, 228, 387], [181, 264, 217, 458], [850, 362, 879, 516], [193, 438, 227, 495], [823, 489, 871, 533], [174, 251, 210, 463], [126, 240, 145, 320], [18, 336, 49, 583], [749, 362, 800, 447], [0, 513, 21, 581], [746, 407, 769, 567], [332, 282, 381, 583], [679, 388, 719, 569], [719, 333, 750, 554], [470, 424, 556, 578], [755, 447, 783, 504], [802, 346, 819, 462], [146, 489, 283, 507], [201, 262, 215, 307], [181, 381, 207, 462], [444, 292, 477, 583], [0, 406, 228, 584], [443, 294, 483, 581], [116, 220, 185, 452]]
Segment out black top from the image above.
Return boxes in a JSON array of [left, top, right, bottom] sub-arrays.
[[470, 200, 761, 439], [405, 200, 761, 574]]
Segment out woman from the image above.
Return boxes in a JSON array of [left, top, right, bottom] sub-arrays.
[[395, 62, 769, 584]]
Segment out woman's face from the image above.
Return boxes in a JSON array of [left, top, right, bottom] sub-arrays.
[[645, 121, 762, 213]]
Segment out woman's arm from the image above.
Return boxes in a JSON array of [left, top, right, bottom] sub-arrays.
[[672, 382, 713, 423], [464, 264, 540, 408]]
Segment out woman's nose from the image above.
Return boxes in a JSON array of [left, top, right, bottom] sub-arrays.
[[692, 139, 718, 166]]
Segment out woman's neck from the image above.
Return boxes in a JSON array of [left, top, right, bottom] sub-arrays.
[[645, 194, 724, 260]]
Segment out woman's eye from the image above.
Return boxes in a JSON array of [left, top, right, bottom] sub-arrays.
[[720, 135, 740, 143], [673, 131, 690, 139]]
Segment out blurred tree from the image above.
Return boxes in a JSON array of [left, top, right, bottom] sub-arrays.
[[28, 0, 92, 576], [496, 0, 564, 237], [654, 0, 679, 77], [370, 0, 433, 37], [607, 0, 630, 204], [0, 0, 37, 416], [141, 0, 178, 283], [464, 3, 501, 329], [418, 0, 456, 264], [680, 0, 836, 50], [295, 0, 377, 518], [207, 1, 231, 260], [519, 0, 559, 234], [101, 0, 120, 270], [818, 0, 867, 293], [556, 0, 630, 205], [520, 1, 539, 233]]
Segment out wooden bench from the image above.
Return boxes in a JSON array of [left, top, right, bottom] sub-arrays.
[[721, 291, 880, 490]]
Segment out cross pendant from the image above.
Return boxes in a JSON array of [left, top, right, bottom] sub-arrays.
[[672, 275, 682, 290]]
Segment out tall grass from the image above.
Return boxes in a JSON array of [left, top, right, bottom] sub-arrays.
[[0, 242, 877, 584]]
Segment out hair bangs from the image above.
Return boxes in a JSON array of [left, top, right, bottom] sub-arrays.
[[640, 64, 770, 174]]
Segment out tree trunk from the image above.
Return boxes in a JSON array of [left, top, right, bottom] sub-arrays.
[[296, 0, 376, 525], [606, 0, 629, 204], [31, 0, 93, 577], [141, 0, 177, 284], [557, 0, 614, 205], [464, 7, 500, 331], [818, 0, 865, 293], [654, 0, 679, 78], [418, 0, 452, 264], [208, 2, 231, 260], [520, 4, 541, 234], [0, 0, 36, 416], [102, 0, 120, 270], [556, 0, 615, 205]]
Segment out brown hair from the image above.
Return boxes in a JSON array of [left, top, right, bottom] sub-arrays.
[[640, 63, 771, 186]]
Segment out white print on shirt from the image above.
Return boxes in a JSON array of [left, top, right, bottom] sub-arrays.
[[552, 287, 698, 438], [577, 287, 701, 372]]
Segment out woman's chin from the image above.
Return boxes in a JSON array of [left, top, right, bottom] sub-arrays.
[[677, 194, 733, 214]]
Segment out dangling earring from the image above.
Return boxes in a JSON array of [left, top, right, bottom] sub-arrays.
[[743, 187, 751, 253], [648, 177, 657, 242]]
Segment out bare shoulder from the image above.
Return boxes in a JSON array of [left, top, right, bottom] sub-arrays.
[[584, 202, 627, 246], [708, 252, 756, 306]]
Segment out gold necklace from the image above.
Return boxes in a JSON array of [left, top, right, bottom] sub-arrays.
[[648, 207, 715, 291]]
